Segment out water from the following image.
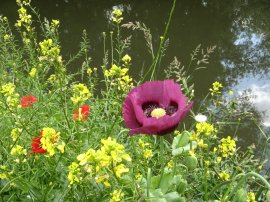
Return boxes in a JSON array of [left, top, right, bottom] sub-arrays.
[[1, 0, 270, 147]]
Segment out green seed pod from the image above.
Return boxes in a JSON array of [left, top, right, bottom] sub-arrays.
[[183, 156, 198, 170], [266, 190, 270, 202], [235, 188, 247, 202], [176, 179, 188, 194]]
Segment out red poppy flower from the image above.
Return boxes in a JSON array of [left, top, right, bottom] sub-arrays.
[[123, 80, 193, 135], [73, 105, 90, 121], [20, 95, 38, 108], [31, 137, 47, 154]]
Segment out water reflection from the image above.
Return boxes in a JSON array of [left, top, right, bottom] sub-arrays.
[[0, 0, 270, 137]]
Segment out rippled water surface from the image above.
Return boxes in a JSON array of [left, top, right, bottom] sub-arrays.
[[1, 0, 270, 148]]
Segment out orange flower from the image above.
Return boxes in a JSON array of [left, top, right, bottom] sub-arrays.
[[20, 95, 37, 108], [31, 137, 47, 154], [73, 105, 90, 121]]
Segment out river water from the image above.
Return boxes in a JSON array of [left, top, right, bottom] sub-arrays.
[[1, 0, 270, 151]]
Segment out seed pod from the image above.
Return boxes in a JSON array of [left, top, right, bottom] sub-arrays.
[[235, 188, 247, 202], [183, 156, 198, 170], [177, 179, 188, 194]]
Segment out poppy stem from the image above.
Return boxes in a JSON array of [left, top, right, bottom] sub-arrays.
[[157, 136, 165, 188]]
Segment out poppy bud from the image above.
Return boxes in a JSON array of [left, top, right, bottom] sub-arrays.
[[183, 156, 197, 170]]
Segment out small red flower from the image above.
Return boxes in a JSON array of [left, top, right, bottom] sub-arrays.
[[31, 137, 47, 154], [20, 95, 38, 108], [73, 105, 90, 121]]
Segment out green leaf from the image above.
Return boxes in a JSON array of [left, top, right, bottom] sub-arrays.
[[159, 172, 173, 193], [165, 192, 186, 202], [172, 141, 197, 156], [172, 131, 191, 149]]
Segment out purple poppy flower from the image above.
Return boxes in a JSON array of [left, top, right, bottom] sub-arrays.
[[123, 80, 193, 135]]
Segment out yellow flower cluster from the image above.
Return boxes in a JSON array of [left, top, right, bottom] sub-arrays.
[[68, 137, 131, 186], [10, 145, 27, 156], [104, 64, 133, 92], [0, 83, 20, 108], [218, 171, 230, 181], [110, 190, 124, 202], [15, 1, 32, 31], [40, 127, 65, 156], [247, 192, 256, 202], [11, 128, 23, 141], [68, 162, 81, 185], [70, 83, 91, 104], [39, 39, 61, 62], [218, 136, 236, 158], [122, 54, 131, 65], [138, 139, 153, 159], [196, 122, 216, 137], [209, 81, 223, 96], [51, 19, 60, 28], [0, 165, 8, 180], [29, 67, 37, 77], [112, 10, 123, 24]]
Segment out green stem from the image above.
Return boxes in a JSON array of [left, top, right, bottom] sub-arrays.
[[110, 31, 114, 66], [157, 136, 165, 188], [148, 0, 177, 81], [147, 168, 151, 198]]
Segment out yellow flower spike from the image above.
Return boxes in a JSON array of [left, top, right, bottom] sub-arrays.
[[68, 162, 81, 185]]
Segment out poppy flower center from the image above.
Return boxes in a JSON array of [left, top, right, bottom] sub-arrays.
[[142, 101, 178, 118], [151, 108, 166, 118]]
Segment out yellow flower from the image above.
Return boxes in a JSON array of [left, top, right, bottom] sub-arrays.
[[218, 136, 236, 158], [247, 192, 256, 202], [29, 68, 37, 77], [68, 162, 81, 185], [71, 83, 91, 104], [167, 160, 174, 168], [122, 54, 131, 64], [209, 81, 223, 95], [110, 190, 124, 202], [196, 122, 216, 136], [0, 166, 8, 180], [219, 171, 230, 181], [112, 10, 123, 24], [1, 83, 16, 97], [10, 128, 22, 141], [143, 149, 153, 159], [114, 164, 129, 178], [189, 150, 196, 157], [197, 139, 208, 148], [40, 128, 60, 156], [10, 145, 27, 156], [57, 142, 65, 153], [51, 19, 60, 26], [4, 34, 10, 40], [95, 175, 111, 187]]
